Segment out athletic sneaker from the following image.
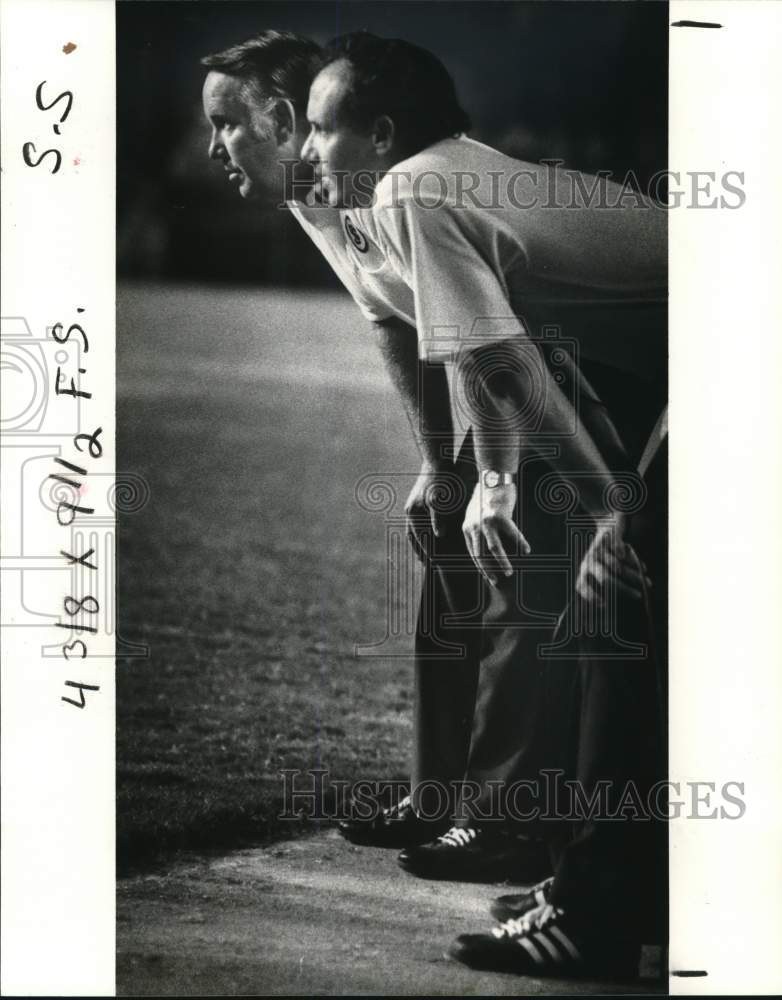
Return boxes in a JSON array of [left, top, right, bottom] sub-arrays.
[[398, 825, 551, 882], [448, 903, 641, 979], [337, 793, 448, 848]]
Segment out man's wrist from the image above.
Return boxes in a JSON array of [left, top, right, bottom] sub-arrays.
[[479, 469, 517, 489]]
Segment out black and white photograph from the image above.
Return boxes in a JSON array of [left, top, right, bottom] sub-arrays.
[[118, 2, 669, 992], [2, 1, 782, 996]]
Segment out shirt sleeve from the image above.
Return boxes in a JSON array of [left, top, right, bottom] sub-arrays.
[[372, 199, 529, 361], [288, 202, 393, 323]]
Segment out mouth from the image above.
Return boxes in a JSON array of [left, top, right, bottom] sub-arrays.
[[225, 166, 242, 183]]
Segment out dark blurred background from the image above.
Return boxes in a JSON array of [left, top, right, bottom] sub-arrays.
[[117, 0, 668, 286]]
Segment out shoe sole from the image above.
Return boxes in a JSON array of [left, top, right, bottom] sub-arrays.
[[445, 945, 641, 981], [444, 945, 529, 974]]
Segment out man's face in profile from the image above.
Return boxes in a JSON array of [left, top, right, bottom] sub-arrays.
[[301, 59, 381, 209], [202, 70, 283, 201]]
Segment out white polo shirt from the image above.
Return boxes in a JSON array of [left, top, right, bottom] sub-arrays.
[[290, 137, 666, 378], [287, 200, 399, 324]]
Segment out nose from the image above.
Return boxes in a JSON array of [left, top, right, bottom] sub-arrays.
[[208, 128, 223, 161], [300, 131, 317, 164]]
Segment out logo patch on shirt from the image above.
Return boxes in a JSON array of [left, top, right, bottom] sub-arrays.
[[344, 214, 369, 253]]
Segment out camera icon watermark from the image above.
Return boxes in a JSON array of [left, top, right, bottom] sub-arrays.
[[1, 315, 149, 659], [1, 315, 87, 435]]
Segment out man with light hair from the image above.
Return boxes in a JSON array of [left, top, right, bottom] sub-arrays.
[[202, 31, 511, 861]]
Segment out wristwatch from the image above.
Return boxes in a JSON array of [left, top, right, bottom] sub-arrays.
[[480, 470, 516, 488]]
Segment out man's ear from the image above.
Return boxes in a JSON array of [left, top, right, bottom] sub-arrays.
[[372, 115, 395, 156], [272, 98, 297, 147]]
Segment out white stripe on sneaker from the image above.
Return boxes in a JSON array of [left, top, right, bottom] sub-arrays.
[[516, 936, 545, 965], [438, 826, 477, 847], [533, 932, 563, 962], [549, 926, 582, 962], [383, 794, 411, 818]]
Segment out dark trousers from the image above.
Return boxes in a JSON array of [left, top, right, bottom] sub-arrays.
[[410, 432, 481, 816], [411, 435, 569, 819], [543, 435, 668, 940], [410, 364, 655, 822]]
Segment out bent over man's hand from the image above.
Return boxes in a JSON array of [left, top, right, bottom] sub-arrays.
[[405, 463, 461, 561], [462, 481, 531, 588], [575, 518, 652, 605]]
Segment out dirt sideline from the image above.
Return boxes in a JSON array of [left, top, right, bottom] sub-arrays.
[[117, 830, 663, 996]]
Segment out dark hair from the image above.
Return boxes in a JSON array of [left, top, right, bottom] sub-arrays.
[[201, 31, 323, 113], [325, 32, 471, 155]]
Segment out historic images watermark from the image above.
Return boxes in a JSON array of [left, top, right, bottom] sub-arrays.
[[279, 769, 747, 824], [280, 159, 746, 211]]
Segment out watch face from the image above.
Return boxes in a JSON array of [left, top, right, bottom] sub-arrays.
[[484, 470, 500, 488]]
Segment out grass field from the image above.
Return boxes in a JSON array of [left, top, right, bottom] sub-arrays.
[[117, 282, 426, 870]]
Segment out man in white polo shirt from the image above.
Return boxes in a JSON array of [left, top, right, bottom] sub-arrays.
[[297, 31, 667, 974], [201, 31, 502, 857]]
